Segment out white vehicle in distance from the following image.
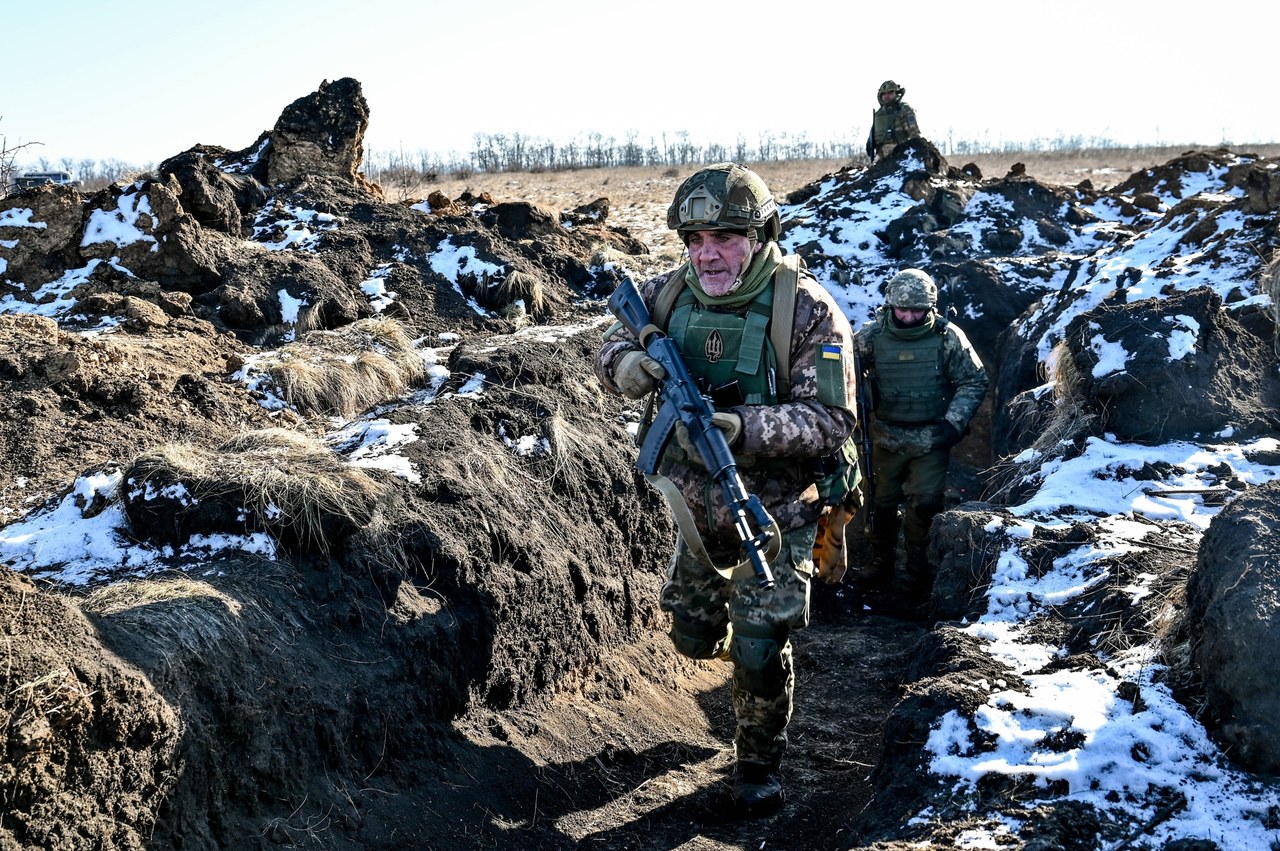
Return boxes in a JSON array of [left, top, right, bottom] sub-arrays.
[[13, 171, 82, 189]]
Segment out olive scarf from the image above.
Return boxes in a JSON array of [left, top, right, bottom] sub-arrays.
[[682, 242, 782, 309]]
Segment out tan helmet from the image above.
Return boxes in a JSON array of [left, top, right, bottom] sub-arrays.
[[885, 269, 937, 309], [666, 162, 780, 243], [877, 79, 905, 103]]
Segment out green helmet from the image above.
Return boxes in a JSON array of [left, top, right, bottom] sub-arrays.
[[885, 269, 937, 309], [877, 79, 905, 103], [667, 162, 780, 243]]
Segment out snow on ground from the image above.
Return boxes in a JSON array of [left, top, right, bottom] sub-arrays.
[[250, 203, 339, 251], [427, 237, 505, 316], [0, 310, 604, 585], [773, 154, 1280, 845], [361, 263, 398, 313], [81, 189, 159, 252], [925, 436, 1280, 847], [0, 470, 277, 585]]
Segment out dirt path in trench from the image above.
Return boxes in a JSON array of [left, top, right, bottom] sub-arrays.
[[428, 590, 930, 851]]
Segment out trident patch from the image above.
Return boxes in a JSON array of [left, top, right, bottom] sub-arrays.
[[705, 329, 724, 363]]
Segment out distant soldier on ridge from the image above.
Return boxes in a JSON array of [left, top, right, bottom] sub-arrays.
[[865, 80, 921, 162]]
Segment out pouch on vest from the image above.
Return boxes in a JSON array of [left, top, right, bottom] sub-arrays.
[[814, 436, 860, 505]]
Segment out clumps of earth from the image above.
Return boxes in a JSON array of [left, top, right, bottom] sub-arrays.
[[1, 78, 1278, 850]]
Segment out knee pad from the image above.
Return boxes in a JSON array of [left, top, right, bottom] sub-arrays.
[[669, 617, 730, 660], [729, 623, 788, 695]]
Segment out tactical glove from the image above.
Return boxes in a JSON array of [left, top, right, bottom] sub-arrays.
[[675, 412, 744, 467], [932, 421, 962, 450], [613, 351, 666, 399]]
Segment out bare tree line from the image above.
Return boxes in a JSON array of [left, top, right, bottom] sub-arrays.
[[361, 131, 865, 196], [358, 130, 1188, 197], [7, 152, 144, 190], [7, 115, 1269, 198]]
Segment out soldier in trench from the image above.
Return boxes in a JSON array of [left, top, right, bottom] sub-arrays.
[[852, 269, 987, 602], [595, 163, 859, 816]]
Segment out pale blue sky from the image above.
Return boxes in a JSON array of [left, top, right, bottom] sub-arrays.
[[4, 0, 1277, 169]]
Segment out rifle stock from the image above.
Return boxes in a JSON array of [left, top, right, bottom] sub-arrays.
[[608, 279, 777, 589]]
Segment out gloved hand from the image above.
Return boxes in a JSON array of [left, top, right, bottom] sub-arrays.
[[613, 351, 666, 399], [931, 421, 962, 450], [675, 412, 744, 466]]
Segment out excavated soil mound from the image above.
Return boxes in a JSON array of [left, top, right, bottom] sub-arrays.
[[3, 78, 1280, 851]]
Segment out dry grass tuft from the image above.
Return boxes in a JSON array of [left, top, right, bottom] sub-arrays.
[[1259, 255, 1280, 357], [130, 428, 388, 553], [987, 342, 1096, 503], [81, 575, 237, 615], [77, 574, 269, 656], [258, 318, 427, 417], [493, 269, 548, 317]]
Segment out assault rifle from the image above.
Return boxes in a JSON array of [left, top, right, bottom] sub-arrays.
[[608, 278, 777, 589], [853, 351, 876, 533]]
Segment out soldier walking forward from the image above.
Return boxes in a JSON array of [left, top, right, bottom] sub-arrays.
[[852, 269, 987, 602], [595, 164, 859, 815]]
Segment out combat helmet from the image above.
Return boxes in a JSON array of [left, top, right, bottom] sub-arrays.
[[667, 163, 780, 243], [877, 79, 905, 103], [885, 269, 937, 309]]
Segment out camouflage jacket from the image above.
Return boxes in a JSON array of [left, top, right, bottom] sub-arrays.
[[868, 102, 920, 154], [853, 308, 987, 457], [596, 265, 858, 550]]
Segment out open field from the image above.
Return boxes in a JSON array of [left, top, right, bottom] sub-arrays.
[[424, 144, 1280, 258]]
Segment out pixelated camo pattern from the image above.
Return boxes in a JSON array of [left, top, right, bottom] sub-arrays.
[[660, 524, 815, 763], [872, 102, 920, 151], [596, 268, 858, 549]]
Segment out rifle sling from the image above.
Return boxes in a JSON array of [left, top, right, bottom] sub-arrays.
[[644, 471, 782, 581]]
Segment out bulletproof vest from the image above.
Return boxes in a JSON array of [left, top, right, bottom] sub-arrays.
[[869, 321, 950, 424], [872, 106, 899, 147], [667, 283, 779, 407], [650, 259, 859, 501]]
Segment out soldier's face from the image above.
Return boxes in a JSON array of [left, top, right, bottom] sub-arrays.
[[892, 306, 928, 327], [687, 230, 760, 296]]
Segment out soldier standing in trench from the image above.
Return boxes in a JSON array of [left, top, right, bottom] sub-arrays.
[[595, 163, 859, 816], [866, 80, 921, 162], [852, 269, 987, 603]]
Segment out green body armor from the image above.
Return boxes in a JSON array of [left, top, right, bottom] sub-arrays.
[[872, 107, 898, 147], [869, 323, 950, 424], [667, 284, 779, 407], [651, 260, 859, 503]]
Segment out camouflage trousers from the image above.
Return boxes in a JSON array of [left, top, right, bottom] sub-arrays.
[[660, 522, 816, 766]]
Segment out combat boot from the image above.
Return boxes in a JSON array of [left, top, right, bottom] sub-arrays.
[[902, 498, 943, 601], [857, 507, 901, 591], [732, 760, 784, 816]]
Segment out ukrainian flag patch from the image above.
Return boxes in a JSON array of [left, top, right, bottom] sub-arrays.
[[815, 343, 848, 406]]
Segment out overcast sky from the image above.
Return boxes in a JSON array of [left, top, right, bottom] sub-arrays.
[[6, 0, 1278, 170]]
